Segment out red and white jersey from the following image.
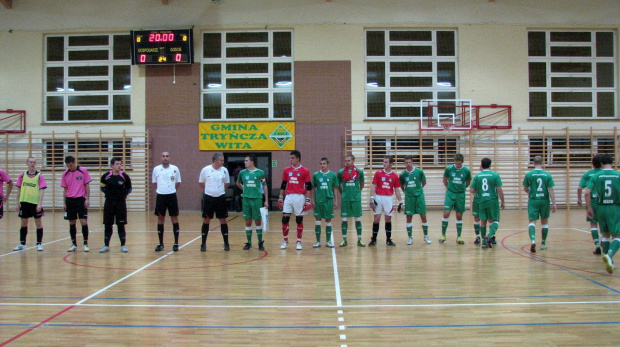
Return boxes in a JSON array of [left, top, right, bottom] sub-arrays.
[[372, 169, 401, 196], [282, 165, 311, 195]]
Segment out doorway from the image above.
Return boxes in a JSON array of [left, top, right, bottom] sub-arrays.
[[225, 152, 272, 211]]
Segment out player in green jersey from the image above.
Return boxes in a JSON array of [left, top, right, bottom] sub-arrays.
[[311, 157, 339, 248], [236, 154, 269, 251], [399, 155, 430, 245], [585, 154, 620, 274], [577, 154, 603, 254], [337, 154, 366, 247], [470, 158, 504, 249], [441, 153, 471, 245], [522, 156, 557, 253]]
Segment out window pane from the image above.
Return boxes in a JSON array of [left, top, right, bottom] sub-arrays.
[[598, 138, 616, 153], [597, 92, 615, 117], [390, 62, 431, 72], [366, 31, 385, 56], [47, 67, 64, 92], [390, 107, 417, 118], [227, 63, 268, 74], [113, 35, 131, 60], [203, 93, 222, 119], [367, 62, 385, 87], [597, 63, 614, 88], [273, 63, 292, 88], [552, 106, 592, 117], [596, 32, 614, 57], [274, 93, 292, 118], [203, 64, 222, 88], [203, 33, 222, 58], [390, 45, 432, 56], [550, 62, 591, 73], [529, 62, 546, 87], [437, 62, 455, 87], [69, 66, 108, 77], [273, 32, 292, 57], [529, 92, 547, 117], [391, 77, 432, 87], [69, 35, 109, 46], [68, 50, 109, 61], [227, 78, 268, 89], [68, 80, 109, 91], [389, 31, 431, 41], [113, 65, 131, 90], [391, 92, 432, 103], [437, 92, 456, 100], [528, 32, 546, 56], [226, 47, 269, 58], [437, 31, 455, 56], [47, 36, 64, 61], [551, 77, 591, 88], [367, 92, 385, 118], [550, 46, 591, 57], [68, 110, 108, 121], [226, 32, 268, 43], [227, 108, 269, 119], [68, 95, 108, 106], [113, 95, 130, 120], [46, 96, 64, 121], [551, 32, 591, 42], [551, 92, 591, 103], [226, 93, 268, 104]]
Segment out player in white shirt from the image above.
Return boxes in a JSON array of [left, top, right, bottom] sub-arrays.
[[152, 152, 182, 252], [198, 153, 230, 252]]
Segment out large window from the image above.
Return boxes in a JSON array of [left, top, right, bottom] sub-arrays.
[[45, 140, 132, 169], [528, 30, 617, 118], [44, 34, 132, 123], [529, 136, 616, 166], [201, 31, 293, 120], [365, 30, 458, 119]]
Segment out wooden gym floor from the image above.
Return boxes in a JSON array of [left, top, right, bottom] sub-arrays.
[[1, 209, 619, 346]]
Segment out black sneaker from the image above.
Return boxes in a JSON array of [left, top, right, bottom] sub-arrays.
[[243, 243, 252, 250], [200, 244, 207, 252], [488, 239, 493, 249], [223, 243, 230, 251], [530, 243, 536, 253], [490, 236, 497, 245], [594, 247, 602, 255], [474, 236, 481, 245], [172, 244, 179, 252], [386, 240, 396, 246], [368, 239, 377, 247], [258, 241, 265, 251], [155, 244, 164, 252]]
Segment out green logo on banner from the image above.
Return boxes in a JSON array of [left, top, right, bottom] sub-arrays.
[[269, 124, 293, 149]]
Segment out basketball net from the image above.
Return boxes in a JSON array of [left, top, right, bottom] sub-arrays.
[[440, 122, 454, 135]]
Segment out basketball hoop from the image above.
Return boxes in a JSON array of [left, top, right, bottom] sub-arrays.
[[440, 123, 454, 134]]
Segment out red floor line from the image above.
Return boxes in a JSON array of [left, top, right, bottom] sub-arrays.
[[0, 305, 76, 346]]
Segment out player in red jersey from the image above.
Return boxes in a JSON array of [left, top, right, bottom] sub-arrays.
[[369, 155, 402, 246], [278, 150, 312, 250]]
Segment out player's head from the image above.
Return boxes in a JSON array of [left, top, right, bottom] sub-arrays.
[[383, 155, 394, 170], [533, 155, 543, 166], [110, 157, 122, 172], [454, 153, 464, 168], [600, 154, 614, 166], [404, 155, 414, 170], [481, 157, 492, 169], [161, 152, 170, 165], [244, 154, 257, 168], [320, 157, 329, 171], [592, 154, 603, 169], [290, 150, 301, 166], [64, 155, 76, 171], [26, 157, 37, 171], [212, 153, 224, 168], [344, 154, 355, 168]]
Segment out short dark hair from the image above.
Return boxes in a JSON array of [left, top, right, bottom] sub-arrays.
[[454, 153, 464, 162], [246, 154, 257, 165], [320, 157, 329, 163], [384, 155, 394, 164], [64, 155, 75, 164], [481, 157, 492, 169], [345, 154, 355, 161], [110, 157, 122, 166], [600, 154, 614, 165], [403, 155, 414, 161], [533, 155, 543, 165], [290, 150, 301, 159], [592, 154, 603, 169]]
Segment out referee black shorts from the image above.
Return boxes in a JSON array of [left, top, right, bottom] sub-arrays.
[[154, 193, 180, 217], [202, 194, 228, 220]]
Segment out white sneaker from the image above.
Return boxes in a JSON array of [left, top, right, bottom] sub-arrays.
[[603, 254, 615, 274], [83, 244, 90, 252], [120, 245, 129, 253], [296, 242, 302, 250], [37, 244, 44, 251], [424, 235, 432, 244], [407, 237, 413, 245], [13, 244, 24, 251], [540, 243, 548, 250], [280, 240, 288, 249], [326, 241, 334, 248], [99, 245, 110, 253], [67, 244, 78, 252], [312, 242, 321, 248]]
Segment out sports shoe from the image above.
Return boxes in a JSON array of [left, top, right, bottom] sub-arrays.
[[386, 240, 396, 246], [296, 242, 302, 250], [456, 237, 465, 245], [83, 244, 90, 252], [37, 244, 44, 251], [67, 244, 78, 252], [541, 243, 548, 250], [223, 243, 230, 251], [490, 236, 497, 245], [155, 244, 164, 252], [530, 243, 536, 253], [594, 247, 602, 255], [424, 235, 432, 244], [13, 244, 24, 251], [481, 239, 488, 249], [357, 239, 366, 247], [313, 242, 321, 248], [258, 241, 265, 251], [474, 236, 481, 245], [200, 244, 207, 252], [326, 241, 334, 248], [120, 245, 128, 253], [368, 239, 376, 247], [280, 240, 288, 249], [99, 245, 110, 253], [172, 244, 178, 252], [407, 237, 413, 245], [243, 243, 252, 250], [487, 237, 492, 249], [439, 235, 446, 243], [339, 240, 348, 247], [603, 254, 615, 274]]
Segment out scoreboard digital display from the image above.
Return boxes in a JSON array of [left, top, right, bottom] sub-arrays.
[[131, 29, 194, 65]]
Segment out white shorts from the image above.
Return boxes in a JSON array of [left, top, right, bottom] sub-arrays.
[[283, 193, 306, 216], [373, 195, 395, 216]]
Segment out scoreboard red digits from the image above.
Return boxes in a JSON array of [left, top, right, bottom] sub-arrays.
[[131, 29, 193, 65]]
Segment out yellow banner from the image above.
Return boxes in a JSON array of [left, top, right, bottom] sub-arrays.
[[198, 122, 296, 151]]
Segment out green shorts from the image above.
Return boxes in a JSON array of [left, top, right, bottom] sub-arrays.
[[478, 199, 500, 222], [405, 194, 426, 216], [341, 200, 362, 218], [597, 205, 620, 236], [528, 199, 551, 221], [587, 203, 598, 223], [242, 197, 262, 220], [314, 200, 334, 220], [444, 191, 466, 213]]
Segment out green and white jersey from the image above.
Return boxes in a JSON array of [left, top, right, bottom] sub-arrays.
[[399, 168, 425, 197], [443, 164, 471, 194], [337, 167, 365, 202], [312, 170, 338, 204], [236, 168, 266, 199], [523, 169, 555, 200], [580, 168, 601, 203], [471, 170, 503, 203], [587, 169, 620, 205]]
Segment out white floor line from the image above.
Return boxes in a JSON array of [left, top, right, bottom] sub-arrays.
[[331, 235, 343, 307]]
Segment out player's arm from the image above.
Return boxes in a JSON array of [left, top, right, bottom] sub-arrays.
[[236, 176, 243, 191], [124, 173, 133, 197], [443, 177, 448, 188], [369, 183, 377, 209], [577, 186, 583, 206], [548, 187, 557, 213], [63, 187, 68, 210], [497, 186, 505, 210], [584, 187, 593, 218], [14, 186, 20, 212], [422, 179, 426, 188], [37, 187, 45, 212], [5, 180, 13, 202]]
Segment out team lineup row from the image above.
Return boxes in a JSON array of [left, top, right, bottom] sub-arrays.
[[3, 151, 620, 275]]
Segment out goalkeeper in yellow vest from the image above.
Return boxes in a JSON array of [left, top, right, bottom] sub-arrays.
[[13, 157, 48, 251]]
